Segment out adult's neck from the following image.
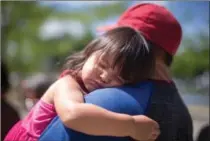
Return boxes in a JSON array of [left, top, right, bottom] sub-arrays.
[[152, 61, 172, 82]]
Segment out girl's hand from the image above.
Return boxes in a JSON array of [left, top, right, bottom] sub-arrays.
[[130, 115, 160, 141]]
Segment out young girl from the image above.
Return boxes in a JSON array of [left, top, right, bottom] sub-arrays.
[[4, 27, 160, 141]]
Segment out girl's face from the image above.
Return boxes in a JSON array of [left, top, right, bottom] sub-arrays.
[[81, 52, 124, 92]]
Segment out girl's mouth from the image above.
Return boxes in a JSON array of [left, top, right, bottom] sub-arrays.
[[89, 80, 103, 89]]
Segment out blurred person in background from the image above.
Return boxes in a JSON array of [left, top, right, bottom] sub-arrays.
[[1, 61, 20, 140], [21, 73, 55, 110], [40, 3, 193, 141]]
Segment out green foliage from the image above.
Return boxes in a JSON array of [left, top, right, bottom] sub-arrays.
[[52, 2, 128, 26], [1, 1, 127, 73], [1, 1, 55, 72], [171, 35, 209, 79]]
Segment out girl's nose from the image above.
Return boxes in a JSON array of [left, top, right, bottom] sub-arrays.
[[100, 71, 110, 83]]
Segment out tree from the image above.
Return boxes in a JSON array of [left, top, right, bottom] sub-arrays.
[[171, 34, 209, 79], [1, 1, 128, 73], [1, 1, 54, 72]]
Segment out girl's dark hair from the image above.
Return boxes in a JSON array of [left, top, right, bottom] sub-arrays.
[[165, 52, 173, 67], [64, 27, 155, 83], [148, 41, 173, 67]]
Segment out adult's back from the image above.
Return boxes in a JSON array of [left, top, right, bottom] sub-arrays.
[[145, 80, 193, 141]]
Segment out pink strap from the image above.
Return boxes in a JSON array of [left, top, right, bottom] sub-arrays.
[[59, 70, 71, 78]]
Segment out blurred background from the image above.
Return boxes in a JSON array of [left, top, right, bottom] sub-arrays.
[[1, 1, 209, 140]]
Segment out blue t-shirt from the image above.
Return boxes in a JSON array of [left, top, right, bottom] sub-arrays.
[[39, 82, 153, 141]]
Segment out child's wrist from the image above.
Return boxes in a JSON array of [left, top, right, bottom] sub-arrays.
[[118, 115, 135, 137], [128, 116, 136, 137]]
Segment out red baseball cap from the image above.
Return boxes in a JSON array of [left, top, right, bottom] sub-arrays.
[[97, 3, 182, 55]]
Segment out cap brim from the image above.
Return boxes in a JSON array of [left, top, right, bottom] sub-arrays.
[[96, 24, 118, 32]]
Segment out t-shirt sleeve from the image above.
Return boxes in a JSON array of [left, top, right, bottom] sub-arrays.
[[39, 87, 147, 141], [85, 88, 144, 114]]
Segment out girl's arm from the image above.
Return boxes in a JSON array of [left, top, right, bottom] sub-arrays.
[[54, 75, 159, 140]]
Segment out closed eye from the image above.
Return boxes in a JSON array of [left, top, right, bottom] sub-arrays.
[[99, 62, 107, 69]]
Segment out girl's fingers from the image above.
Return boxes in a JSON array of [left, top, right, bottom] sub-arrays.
[[150, 132, 160, 140], [150, 128, 160, 140], [153, 126, 160, 134]]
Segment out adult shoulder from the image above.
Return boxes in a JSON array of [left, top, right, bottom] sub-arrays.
[[85, 81, 153, 114], [84, 87, 145, 114]]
